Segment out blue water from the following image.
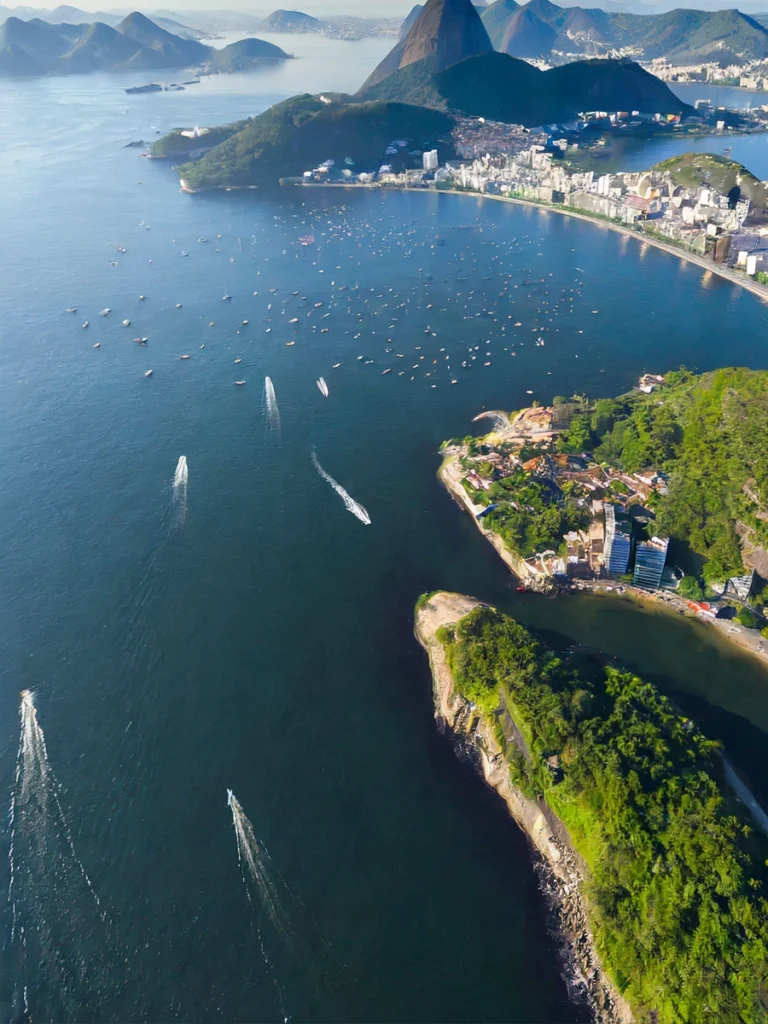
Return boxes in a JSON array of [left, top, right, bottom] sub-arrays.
[[2, 40, 768, 1023]]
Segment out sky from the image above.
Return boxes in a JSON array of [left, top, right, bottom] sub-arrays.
[[7, 1, 416, 12]]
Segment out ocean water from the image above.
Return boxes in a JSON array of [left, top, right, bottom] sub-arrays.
[[2, 41, 768, 1023]]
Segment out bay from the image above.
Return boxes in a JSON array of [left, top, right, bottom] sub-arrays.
[[2, 38, 768, 1023]]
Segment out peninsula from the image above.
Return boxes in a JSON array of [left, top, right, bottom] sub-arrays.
[[439, 368, 768, 648], [415, 591, 768, 1022]]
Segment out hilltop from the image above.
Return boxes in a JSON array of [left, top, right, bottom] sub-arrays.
[[361, 0, 493, 91], [258, 9, 322, 33], [0, 10, 291, 76], [163, 95, 456, 190], [653, 152, 768, 208], [359, 50, 689, 126], [480, 0, 768, 64]]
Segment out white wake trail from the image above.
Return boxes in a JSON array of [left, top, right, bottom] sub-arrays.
[[173, 455, 188, 488], [311, 452, 371, 525], [265, 377, 280, 429], [172, 455, 188, 527]]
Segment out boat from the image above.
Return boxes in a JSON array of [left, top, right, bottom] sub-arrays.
[[222, 293, 231, 301], [65, 307, 77, 313], [316, 377, 329, 397], [234, 380, 246, 386], [332, 363, 341, 368], [82, 320, 89, 328], [299, 234, 314, 246], [285, 340, 295, 347], [99, 308, 111, 317], [93, 342, 101, 348], [144, 369, 153, 377], [134, 337, 148, 345], [381, 368, 391, 375], [122, 319, 131, 327], [234, 358, 242, 364], [179, 354, 191, 360]]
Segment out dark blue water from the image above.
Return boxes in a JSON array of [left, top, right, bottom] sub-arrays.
[[2, 43, 768, 1023]]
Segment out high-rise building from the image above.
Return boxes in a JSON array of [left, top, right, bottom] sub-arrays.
[[633, 536, 669, 590], [604, 502, 632, 576], [423, 149, 439, 172]]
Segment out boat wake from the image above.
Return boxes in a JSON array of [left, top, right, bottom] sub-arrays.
[[172, 455, 188, 528], [3, 692, 125, 1020], [311, 452, 370, 525], [227, 791, 346, 1020], [265, 376, 280, 430]]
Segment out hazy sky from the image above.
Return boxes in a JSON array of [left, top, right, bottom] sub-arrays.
[[10, 1, 416, 12]]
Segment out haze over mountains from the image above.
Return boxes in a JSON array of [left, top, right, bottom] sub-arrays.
[[481, 0, 768, 63], [401, 0, 768, 62], [0, 9, 290, 75]]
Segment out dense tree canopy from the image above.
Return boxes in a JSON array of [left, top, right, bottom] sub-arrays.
[[440, 605, 768, 1022]]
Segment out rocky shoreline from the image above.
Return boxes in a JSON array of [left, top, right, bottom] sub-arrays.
[[414, 592, 634, 1024]]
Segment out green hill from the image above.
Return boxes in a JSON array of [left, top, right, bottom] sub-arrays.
[[206, 35, 292, 72], [425, 598, 768, 1022], [654, 152, 768, 209], [360, 51, 689, 126], [170, 95, 456, 190]]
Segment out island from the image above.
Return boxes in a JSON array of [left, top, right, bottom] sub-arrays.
[[415, 591, 768, 1022], [0, 11, 291, 77], [438, 367, 768, 656]]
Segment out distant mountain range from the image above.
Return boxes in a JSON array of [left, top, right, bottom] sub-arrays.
[[477, 0, 768, 64], [0, 5, 207, 37], [362, 0, 689, 123], [0, 10, 291, 76]]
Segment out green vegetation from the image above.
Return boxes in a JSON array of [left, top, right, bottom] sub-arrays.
[[677, 575, 704, 601], [654, 152, 768, 208], [170, 95, 456, 189], [555, 368, 768, 582], [359, 51, 688, 128], [438, 604, 768, 1023], [483, 472, 590, 558], [150, 121, 246, 159]]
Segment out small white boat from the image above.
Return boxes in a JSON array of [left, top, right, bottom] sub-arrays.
[[134, 337, 148, 345], [332, 363, 341, 369], [222, 293, 231, 302], [289, 318, 299, 324], [99, 308, 111, 317], [122, 319, 131, 327], [176, 303, 182, 309], [241, 320, 249, 326], [65, 306, 77, 313], [93, 342, 101, 349], [316, 377, 329, 397], [381, 368, 391, 375], [144, 369, 153, 377], [82, 320, 89, 328], [179, 354, 191, 360], [234, 380, 246, 386], [285, 340, 295, 347], [139, 295, 145, 301]]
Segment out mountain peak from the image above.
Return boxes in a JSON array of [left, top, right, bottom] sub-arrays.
[[363, 0, 492, 91]]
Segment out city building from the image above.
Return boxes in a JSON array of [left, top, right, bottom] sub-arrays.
[[604, 503, 632, 576], [633, 536, 669, 589], [423, 149, 439, 172]]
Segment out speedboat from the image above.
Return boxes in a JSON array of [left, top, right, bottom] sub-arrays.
[[99, 308, 111, 317], [65, 306, 77, 313], [234, 380, 246, 386], [316, 377, 329, 397], [144, 369, 153, 377], [122, 319, 131, 327]]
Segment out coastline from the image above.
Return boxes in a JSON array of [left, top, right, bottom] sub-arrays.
[[298, 182, 768, 304], [438, 452, 768, 668], [414, 591, 634, 1024]]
